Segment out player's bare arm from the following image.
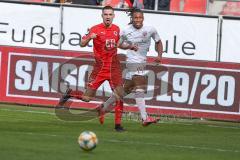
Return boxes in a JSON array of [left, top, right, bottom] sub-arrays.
[[117, 39, 138, 51], [154, 40, 163, 63], [80, 33, 97, 47]]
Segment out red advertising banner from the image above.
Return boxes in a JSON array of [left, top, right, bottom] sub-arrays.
[[0, 46, 240, 121]]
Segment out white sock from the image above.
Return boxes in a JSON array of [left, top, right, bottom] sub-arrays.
[[135, 89, 147, 121], [103, 91, 128, 112], [103, 94, 116, 112]]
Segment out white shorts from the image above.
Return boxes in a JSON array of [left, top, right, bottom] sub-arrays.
[[125, 63, 148, 80]]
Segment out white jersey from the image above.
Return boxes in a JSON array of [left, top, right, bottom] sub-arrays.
[[121, 24, 161, 63]]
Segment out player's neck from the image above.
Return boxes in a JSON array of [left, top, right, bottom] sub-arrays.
[[133, 24, 143, 30], [103, 23, 112, 28]]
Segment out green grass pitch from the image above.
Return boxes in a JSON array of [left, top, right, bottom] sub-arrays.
[[0, 103, 240, 160]]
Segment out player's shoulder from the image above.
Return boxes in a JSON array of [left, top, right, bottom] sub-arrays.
[[111, 24, 120, 28], [143, 25, 156, 31], [142, 25, 158, 34], [91, 23, 103, 30], [111, 24, 120, 32], [122, 25, 134, 33]]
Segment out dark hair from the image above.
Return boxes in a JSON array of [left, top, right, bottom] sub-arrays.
[[102, 5, 114, 12], [126, 7, 143, 24]]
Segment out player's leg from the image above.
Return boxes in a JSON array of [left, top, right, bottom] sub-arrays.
[[114, 79, 138, 131], [102, 56, 125, 111], [96, 86, 124, 126], [98, 80, 134, 130], [57, 88, 73, 107], [100, 61, 126, 131], [57, 68, 103, 107], [81, 88, 97, 102], [98, 76, 126, 131], [114, 99, 124, 132], [57, 87, 96, 107], [98, 79, 134, 119], [133, 75, 160, 126], [98, 65, 135, 129], [79, 61, 105, 102], [133, 75, 148, 121], [101, 68, 135, 112], [57, 87, 96, 108], [113, 85, 126, 132], [125, 62, 149, 121]]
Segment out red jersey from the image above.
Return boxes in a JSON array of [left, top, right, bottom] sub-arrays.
[[83, 23, 120, 65], [82, 23, 122, 89]]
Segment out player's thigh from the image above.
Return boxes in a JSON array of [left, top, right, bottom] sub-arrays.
[[113, 85, 124, 100], [132, 75, 147, 90], [86, 74, 106, 102], [123, 79, 135, 94], [82, 88, 96, 102]]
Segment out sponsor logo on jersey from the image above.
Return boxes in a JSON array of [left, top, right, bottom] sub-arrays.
[[143, 31, 147, 37], [114, 31, 118, 36]]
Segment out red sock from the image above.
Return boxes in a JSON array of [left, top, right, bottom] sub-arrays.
[[69, 90, 83, 99], [115, 100, 123, 125]]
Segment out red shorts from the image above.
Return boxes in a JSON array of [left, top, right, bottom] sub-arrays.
[[87, 59, 123, 90]]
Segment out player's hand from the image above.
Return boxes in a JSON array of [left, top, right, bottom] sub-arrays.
[[154, 56, 161, 64], [129, 44, 138, 51], [90, 33, 97, 39]]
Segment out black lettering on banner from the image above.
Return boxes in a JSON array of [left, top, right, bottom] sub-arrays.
[[163, 40, 168, 53], [31, 25, 46, 44], [182, 42, 195, 55], [1, 22, 199, 54], [12, 29, 26, 42], [50, 27, 65, 46], [173, 35, 180, 55], [0, 22, 8, 33], [69, 32, 81, 46], [163, 35, 196, 56]]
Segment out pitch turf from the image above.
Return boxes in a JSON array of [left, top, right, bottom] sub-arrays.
[[0, 103, 240, 160]]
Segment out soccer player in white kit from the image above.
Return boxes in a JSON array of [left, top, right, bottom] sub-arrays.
[[99, 8, 163, 126]]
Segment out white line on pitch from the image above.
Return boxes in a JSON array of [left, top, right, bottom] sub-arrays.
[[0, 108, 55, 115], [2, 131, 240, 153], [102, 139, 240, 153], [1, 108, 240, 130]]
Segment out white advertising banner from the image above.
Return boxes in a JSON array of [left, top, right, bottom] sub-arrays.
[[61, 7, 130, 52], [0, 2, 218, 61], [0, 2, 60, 49], [143, 13, 218, 60], [61, 7, 104, 52], [62, 7, 219, 61], [220, 18, 240, 63]]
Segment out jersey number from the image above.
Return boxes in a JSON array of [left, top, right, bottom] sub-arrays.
[[105, 39, 116, 49]]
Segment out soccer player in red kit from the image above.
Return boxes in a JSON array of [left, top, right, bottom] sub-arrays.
[[57, 6, 137, 132]]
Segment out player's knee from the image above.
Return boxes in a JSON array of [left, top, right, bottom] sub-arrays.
[[81, 96, 91, 102], [135, 84, 146, 90], [114, 94, 122, 101], [124, 87, 132, 95], [135, 88, 145, 98], [118, 91, 125, 99], [114, 87, 125, 99]]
